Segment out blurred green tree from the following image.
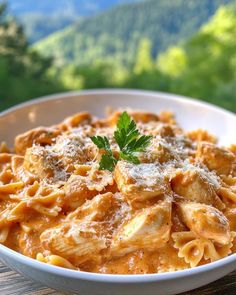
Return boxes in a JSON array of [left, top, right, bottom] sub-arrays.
[[134, 38, 154, 74], [0, 2, 236, 114], [157, 46, 187, 78], [0, 2, 64, 111], [156, 5, 236, 112]]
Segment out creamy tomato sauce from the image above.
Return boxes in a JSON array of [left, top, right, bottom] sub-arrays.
[[0, 109, 235, 274]]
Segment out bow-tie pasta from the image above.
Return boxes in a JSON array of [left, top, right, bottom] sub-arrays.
[[0, 109, 235, 274]]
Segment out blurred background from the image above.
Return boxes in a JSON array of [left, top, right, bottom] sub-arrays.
[[0, 0, 236, 113]]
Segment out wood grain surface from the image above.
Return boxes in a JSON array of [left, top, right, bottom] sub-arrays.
[[0, 261, 236, 295]]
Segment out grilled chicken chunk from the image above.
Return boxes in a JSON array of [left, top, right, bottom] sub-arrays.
[[114, 161, 170, 204], [66, 192, 115, 222], [110, 201, 171, 256], [15, 127, 60, 155], [196, 142, 236, 176], [178, 202, 230, 245], [171, 168, 224, 210], [40, 220, 107, 265]]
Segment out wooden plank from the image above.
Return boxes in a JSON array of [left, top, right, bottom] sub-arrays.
[[0, 261, 235, 295]]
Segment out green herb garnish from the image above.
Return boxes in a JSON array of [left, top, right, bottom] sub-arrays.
[[90, 135, 117, 171], [91, 111, 152, 171]]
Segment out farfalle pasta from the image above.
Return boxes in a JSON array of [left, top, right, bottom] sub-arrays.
[[0, 108, 236, 274], [172, 231, 235, 267]]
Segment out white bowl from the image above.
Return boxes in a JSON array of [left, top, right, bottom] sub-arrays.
[[0, 89, 236, 295]]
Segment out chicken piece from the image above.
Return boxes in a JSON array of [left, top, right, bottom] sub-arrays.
[[23, 132, 99, 182], [114, 161, 170, 204], [178, 202, 230, 245], [66, 192, 115, 221], [196, 142, 236, 176], [110, 201, 171, 256], [140, 138, 179, 164], [40, 221, 107, 265], [141, 135, 194, 164], [15, 127, 61, 155], [50, 133, 98, 168], [171, 169, 224, 210], [23, 146, 57, 180]]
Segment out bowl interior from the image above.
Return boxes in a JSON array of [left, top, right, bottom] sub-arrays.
[[0, 90, 236, 295], [0, 90, 236, 147]]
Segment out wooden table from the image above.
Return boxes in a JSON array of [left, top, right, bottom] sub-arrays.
[[0, 262, 235, 295]]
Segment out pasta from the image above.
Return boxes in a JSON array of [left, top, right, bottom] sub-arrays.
[[172, 231, 235, 267], [0, 108, 236, 274]]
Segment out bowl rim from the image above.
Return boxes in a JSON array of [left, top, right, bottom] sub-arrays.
[[0, 242, 236, 283], [0, 88, 236, 283], [0, 88, 235, 119]]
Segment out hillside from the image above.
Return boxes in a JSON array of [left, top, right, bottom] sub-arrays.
[[34, 0, 234, 67], [18, 14, 75, 43], [1, 1, 236, 113], [7, 0, 141, 42]]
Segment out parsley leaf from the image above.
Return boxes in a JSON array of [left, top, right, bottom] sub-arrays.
[[117, 110, 130, 131], [114, 112, 139, 150], [124, 135, 153, 153], [119, 151, 140, 164], [99, 154, 117, 171], [90, 136, 112, 153], [91, 111, 152, 171], [91, 135, 117, 171]]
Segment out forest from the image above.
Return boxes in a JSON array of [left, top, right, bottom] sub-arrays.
[[35, 0, 233, 66], [0, 0, 236, 113]]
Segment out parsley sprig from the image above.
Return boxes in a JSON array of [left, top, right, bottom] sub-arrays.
[[91, 111, 152, 171], [90, 135, 117, 171]]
